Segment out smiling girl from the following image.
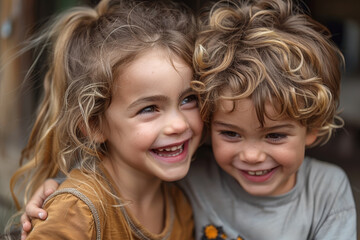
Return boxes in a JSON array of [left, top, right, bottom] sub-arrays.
[[7, 0, 202, 239]]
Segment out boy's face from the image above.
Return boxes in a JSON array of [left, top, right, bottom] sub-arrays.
[[211, 97, 317, 196]]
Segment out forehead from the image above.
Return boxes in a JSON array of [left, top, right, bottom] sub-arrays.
[[216, 97, 280, 119], [110, 48, 193, 106], [115, 48, 192, 86]]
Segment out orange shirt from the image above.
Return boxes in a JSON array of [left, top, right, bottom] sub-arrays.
[[29, 167, 194, 240]]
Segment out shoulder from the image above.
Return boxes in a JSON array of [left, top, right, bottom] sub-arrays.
[[301, 158, 356, 238], [55, 169, 108, 206], [301, 157, 355, 210], [29, 185, 99, 239], [302, 157, 349, 185], [34, 169, 108, 238]]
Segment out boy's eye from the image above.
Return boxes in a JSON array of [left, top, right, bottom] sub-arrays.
[[181, 94, 198, 107], [220, 131, 240, 138], [266, 133, 287, 142], [137, 105, 158, 114]]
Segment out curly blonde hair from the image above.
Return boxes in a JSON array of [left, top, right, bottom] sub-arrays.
[[10, 0, 196, 210], [193, 0, 344, 147]]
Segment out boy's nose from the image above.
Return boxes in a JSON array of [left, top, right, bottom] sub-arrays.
[[239, 143, 266, 164], [163, 111, 189, 135]]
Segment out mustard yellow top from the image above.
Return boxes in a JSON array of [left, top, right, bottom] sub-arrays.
[[28, 166, 194, 240]]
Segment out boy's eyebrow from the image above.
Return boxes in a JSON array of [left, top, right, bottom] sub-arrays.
[[262, 124, 296, 131], [212, 121, 296, 131], [179, 87, 195, 100], [127, 95, 168, 110], [212, 121, 243, 131]]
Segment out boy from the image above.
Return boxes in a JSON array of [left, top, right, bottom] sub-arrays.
[[184, 0, 356, 239], [20, 0, 357, 239]]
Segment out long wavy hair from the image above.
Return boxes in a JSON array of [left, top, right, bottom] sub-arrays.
[[10, 0, 196, 212], [193, 0, 344, 146]]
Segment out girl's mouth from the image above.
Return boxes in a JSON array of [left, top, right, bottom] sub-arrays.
[[152, 143, 184, 157], [150, 141, 189, 163]]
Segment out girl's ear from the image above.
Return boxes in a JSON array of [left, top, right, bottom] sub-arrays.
[[79, 120, 107, 143], [305, 130, 318, 146], [92, 130, 107, 143]]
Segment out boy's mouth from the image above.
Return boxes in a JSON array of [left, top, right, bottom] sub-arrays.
[[242, 166, 278, 177], [239, 167, 278, 183], [152, 143, 184, 157], [246, 169, 272, 176]]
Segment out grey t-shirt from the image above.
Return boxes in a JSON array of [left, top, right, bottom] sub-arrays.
[[179, 147, 357, 240]]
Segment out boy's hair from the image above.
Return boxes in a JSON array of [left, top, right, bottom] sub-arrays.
[[10, 0, 196, 209], [193, 0, 344, 146]]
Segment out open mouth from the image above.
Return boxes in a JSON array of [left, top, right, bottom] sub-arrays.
[[241, 166, 278, 181], [152, 143, 184, 157], [239, 166, 278, 183], [246, 169, 272, 176]]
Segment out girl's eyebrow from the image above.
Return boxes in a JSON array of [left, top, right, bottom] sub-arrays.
[[127, 95, 168, 110], [127, 87, 194, 111]]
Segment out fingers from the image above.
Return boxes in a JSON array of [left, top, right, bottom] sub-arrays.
[[21, 213, 31, 231], [43, 178, 59, 197], [25, 179, 59, 220], [21, 229, 28, 240], [20, 179, 60, 239], [21, 213, 31, 240]]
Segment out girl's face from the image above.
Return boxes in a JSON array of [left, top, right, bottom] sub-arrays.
[[101, 48, 203, 183], [211, 97, 317, 196]]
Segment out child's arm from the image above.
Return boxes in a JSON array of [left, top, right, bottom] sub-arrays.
[[21, 179, 59, 239], [26, 188, 98, 239]]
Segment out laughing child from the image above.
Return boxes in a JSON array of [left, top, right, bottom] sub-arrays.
[[6, 0, 203, 239], [184, 0, 356, 239], [18, 0, 357, 239]]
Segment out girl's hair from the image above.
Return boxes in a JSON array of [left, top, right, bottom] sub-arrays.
[[10, 0, 196, 210], [193, 0, 344, 147]]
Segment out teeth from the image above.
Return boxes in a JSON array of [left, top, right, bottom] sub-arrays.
[[247, 169, 270, 176], [154, 144, 184, 157], [158, 144, 183, 152], [158, 147, 183, 157]]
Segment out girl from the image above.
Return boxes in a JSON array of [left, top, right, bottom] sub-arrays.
[[8, 0, 203, 239]]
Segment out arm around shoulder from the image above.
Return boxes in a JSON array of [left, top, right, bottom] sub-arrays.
[[27, 191, 98, 240]]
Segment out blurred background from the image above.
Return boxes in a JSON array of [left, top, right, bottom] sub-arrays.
[[1, 0, 359, 237]]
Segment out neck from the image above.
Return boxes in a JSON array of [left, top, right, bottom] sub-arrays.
[[101, 157, 166, 234]]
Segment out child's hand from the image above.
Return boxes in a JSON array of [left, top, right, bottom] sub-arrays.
[[20, 179, 59, 240]]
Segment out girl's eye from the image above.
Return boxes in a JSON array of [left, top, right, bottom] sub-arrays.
[[181, 94, 198, 107], [266, 133, 287, 142], [137, 105, 158, 114]]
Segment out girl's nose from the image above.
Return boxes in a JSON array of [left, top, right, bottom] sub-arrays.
[[163, 111, 189, 135]]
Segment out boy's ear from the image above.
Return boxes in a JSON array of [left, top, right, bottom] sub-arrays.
[[305, 130, 318, 146]]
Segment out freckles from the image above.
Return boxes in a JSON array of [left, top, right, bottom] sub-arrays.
[[134, 131, 146, 138]]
